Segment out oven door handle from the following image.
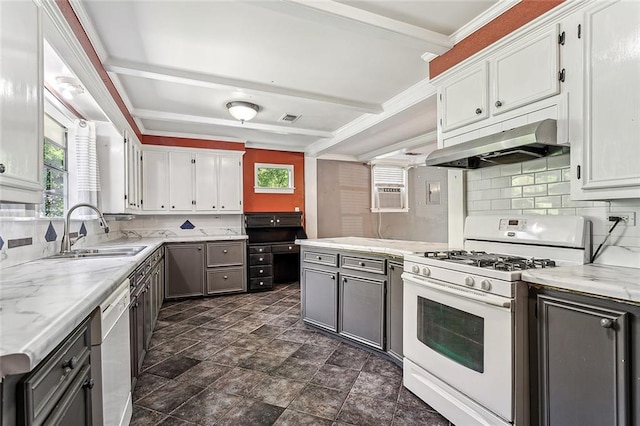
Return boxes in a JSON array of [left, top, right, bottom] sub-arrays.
[[402, 273, 512, 310]]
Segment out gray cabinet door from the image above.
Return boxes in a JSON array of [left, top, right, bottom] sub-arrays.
[[165, 244, 205, 299], [387, 262, 404, 360], [339, 275, 385, 350], [302, 268, 338, 332], [538, 295, 629, 426], [207, 266, 245, 295]]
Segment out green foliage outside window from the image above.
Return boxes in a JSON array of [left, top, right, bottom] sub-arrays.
[[42, 134, 67, 217], [257, 167, 290, 188]]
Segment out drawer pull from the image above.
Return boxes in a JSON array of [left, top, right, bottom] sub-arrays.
[[223, 275, 228, 280], [331, 275, 335, 280], [289, 246, 292, 250], [259, 269, 264, 273], [359, 262, 365, 267], [223, 249, 228, 254], [62, 356, 78, 370], [83, 378, 95, 389], [259, 281, 264, 286], [317, 256, 322, 260], [259, 248, 264, 252], [259, 257, 264, 261]]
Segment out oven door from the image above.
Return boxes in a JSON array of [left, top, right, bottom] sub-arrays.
[[403, 272, 513, 422]]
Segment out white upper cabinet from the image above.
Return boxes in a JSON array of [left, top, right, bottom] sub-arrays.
[[142, 150, 169, 211], [569, 0, 640, 200], [0, 0, 43, 203], [142, 146, 244, 214], [439, 63, 489, 132], [194, 152, 218, 211], [491, 26, 560, 115], [126, 135, 142, 211], [218, 153, 243, 212], [168, 151, 194, 211]]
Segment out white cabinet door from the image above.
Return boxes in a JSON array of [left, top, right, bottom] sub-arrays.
[[142, 150, 169, 210], [168, 151, 193, 211], [218, 153, 243, 212], [491, 26, 560, 115], [194, 152, 218, 211], [126, 137, 142, 210], [0, 0, 43, 203], [570, 0, 640, 200], [440, 63, 489, 133]]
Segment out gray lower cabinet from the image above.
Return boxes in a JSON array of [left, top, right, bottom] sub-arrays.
[[339, 274, 385, 350], [165, 243, 205, 299], [387, 262, 404, 361], [536, 294, 630, 426], [301, 268, 338, 332], [206, 241, 246, 295]]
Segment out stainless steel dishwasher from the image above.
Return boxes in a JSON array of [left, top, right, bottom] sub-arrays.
[[91, 279, 132, 426]]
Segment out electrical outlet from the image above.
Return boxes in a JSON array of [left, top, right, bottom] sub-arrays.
[[608, 212, 636, 226]]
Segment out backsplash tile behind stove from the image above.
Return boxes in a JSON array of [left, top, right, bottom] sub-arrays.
[[466, 153, 640, 267]]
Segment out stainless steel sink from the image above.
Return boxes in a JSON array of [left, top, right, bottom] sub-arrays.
[[48, 246, 147, 259]]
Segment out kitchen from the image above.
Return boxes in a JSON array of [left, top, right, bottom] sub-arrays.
[[1, 0, 639, 425]]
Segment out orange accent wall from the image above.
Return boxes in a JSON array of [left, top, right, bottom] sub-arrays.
[[56, 0, 143, 140], [429, 0, 564, 78], [142, 135, 245, 151], [243, 149, 305, 213]]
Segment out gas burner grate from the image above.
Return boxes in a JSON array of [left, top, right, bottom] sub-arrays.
[[423, 250, 557, 271]]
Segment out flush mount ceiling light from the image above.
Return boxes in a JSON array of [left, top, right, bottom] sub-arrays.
[[55, 76, 85, 100], [226, 101, 259, 123]]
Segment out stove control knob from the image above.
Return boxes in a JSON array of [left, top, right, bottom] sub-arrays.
[[412, 265, 420, 274], [422, 267, 431, 277], [464, 276, 475, 287], [481, 279, 492, 291]]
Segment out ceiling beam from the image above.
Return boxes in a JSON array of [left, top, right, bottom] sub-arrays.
[[104, 58, 383, 114], [282, 0, 452, 55], [356, 131, 437, 162], [306, 77, 437, 156], [133, 109, 333, 138]]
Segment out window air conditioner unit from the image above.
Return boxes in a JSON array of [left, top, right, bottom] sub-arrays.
[[371, 165, 408, 212]]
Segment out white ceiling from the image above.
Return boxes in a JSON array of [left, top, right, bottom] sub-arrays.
[[61, 0, 509, 160]]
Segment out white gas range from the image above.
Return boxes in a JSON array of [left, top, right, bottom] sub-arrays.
[[402, 215, 591, 426]]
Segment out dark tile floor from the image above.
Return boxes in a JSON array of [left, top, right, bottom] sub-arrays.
[[132, 283, 453, 426]]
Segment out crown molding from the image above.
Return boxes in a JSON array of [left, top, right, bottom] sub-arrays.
[[450, 0, 522, 45], [244, 141, 307, 152]]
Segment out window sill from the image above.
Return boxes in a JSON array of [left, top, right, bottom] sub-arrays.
[[254, 187, 295, 194]]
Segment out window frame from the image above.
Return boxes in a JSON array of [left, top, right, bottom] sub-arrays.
[[41, 113, 68, 218], [254, 163, 295, 194]]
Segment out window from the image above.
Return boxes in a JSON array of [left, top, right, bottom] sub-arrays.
[[371, 164, 408, 212], [254, 163, 294, 194], [42, 114, 68, 217]]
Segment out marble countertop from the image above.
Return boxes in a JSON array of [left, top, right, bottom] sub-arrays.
[[296, 237, 450, 258], [522, 264, 640, 304], [0, 235, 246, 377]]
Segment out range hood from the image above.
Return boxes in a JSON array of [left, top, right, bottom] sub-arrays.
[[425, 119, 568, 169]]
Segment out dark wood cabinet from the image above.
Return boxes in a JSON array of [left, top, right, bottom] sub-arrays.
[[245, 212, 302, 228], [165, 243, 205, 299], [530, 288, 640, 426]]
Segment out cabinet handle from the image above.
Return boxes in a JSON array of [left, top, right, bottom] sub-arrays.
[[198, 247, 202, 251], [221, 206, 225, 209], [213, 206, 215, 209], [134, 302, 139, 308], [172, 206, 175, 209], [270, 219, 274, 223], [223, 249, 228, 254], [259, 248, 263, 252], [317, 256, 322, 260], [288, 246, 292, 250], [83, 378, 95, 390], [276, 219, 280, 223], [343, 278, 347, 283], [475, 108, 482, 115], [161, 205, 164, 208], [600, 318, 614, 328], [223, 275, 228, 279], [390, 265, 395, 270], [259, 257, 263, 261], [495, 100, 502, 108], [0, 163, 5, 174], [259, 281, 264, 286], [259, 269, 264, 273], [330, 275, 335, 280], [359, 262, 365, 267], [62, 356, 78, 370]]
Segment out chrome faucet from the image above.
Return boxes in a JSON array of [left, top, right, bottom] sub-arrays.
[[61, 203, 110, 253]]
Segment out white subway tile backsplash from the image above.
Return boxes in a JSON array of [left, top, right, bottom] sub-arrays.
[[481, 167, 501, 180], [522, 158, 548, 173], [546, 154, 570, 170], [466, 169, 482, 181], [523, 184, 547, 197], [501, 187, 522, 198], [512, 198, 534, 209], [562, 168, 572, 182], [472, 180, 492, 191], [500, 163, 522, 176], [490, 177, 511, 189], [547, 208, 578, 215], [535, 170, 562, 184], [491, 199, 511, 210], [547, 181, 571, 195], [467, 191, 483, 201], [470, 200, 492, 211], [522, 209, 547, 215], [480, 189, 502, 200], [561, 195, 593, 208], [535, 196, 562, 209], [512, 175, 535, 186]]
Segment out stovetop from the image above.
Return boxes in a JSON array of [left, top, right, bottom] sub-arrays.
[[424, 250, 557, 272]]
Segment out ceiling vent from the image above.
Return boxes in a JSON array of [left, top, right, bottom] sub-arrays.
[[279, 114, 301, 123]]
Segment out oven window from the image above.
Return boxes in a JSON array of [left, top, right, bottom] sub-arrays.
[[417, 297, 484, 373]]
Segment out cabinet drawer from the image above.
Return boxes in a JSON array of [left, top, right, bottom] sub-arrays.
[[272, 243, 299, 254], [21, 319, 91, 424], [249, 253, 272, 265], [206, 241, 244, 267], [249, 265, 272, 278], [207, 267, 245, 295], [249, 245, 271, 254], [249, 277, 273, 291], [303, 251, 338, 267], [341, 255, 386, 275]]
